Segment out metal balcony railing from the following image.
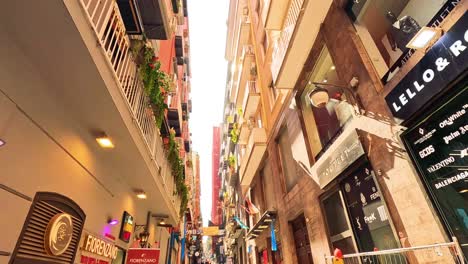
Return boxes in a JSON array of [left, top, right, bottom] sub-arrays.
[[271, 0, 304, 83], [80, 0, 181, 215]]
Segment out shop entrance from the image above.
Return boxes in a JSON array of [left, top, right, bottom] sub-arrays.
[[322, 161, 402, 261], [291, 214, 313, 263]]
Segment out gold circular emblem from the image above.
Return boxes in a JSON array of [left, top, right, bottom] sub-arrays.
[[44, 213, 74, 256]]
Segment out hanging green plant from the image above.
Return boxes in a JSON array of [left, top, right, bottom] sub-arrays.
[[165, 129, 189, 216], [228, 154, 236, 169], [135, 44, 173, 129], [230, 123, 239, 144]]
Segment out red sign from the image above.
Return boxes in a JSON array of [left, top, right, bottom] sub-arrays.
[[126, 248, 160, 264]]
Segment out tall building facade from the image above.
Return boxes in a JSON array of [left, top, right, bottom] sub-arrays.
[[0, 0, 194, 264], [212, 126, 222, 226], [220, 0, 467, 264]]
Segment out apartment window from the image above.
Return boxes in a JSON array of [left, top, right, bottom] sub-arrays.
[[346, 0, 459, 80], [299, 46, 354, 159], [277, 126, 298, 192]]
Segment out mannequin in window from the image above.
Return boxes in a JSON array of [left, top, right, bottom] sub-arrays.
[[385, 11, 421, 51]]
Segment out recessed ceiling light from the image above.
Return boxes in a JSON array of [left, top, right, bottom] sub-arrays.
[[96, 133, 114, 148], [330, 65, 336, 70], [323, 79, 328, 83], [136, 191, 147, 199]]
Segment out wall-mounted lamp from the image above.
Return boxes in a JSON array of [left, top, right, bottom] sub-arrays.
[[96, 132, 114, 148], [139, 231, 150, 248], [406, 27, 443, 50], [307, 78, 361, 115], [107, 218, 119, 225]]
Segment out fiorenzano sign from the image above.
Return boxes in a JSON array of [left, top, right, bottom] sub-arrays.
[[82, 234, 118, 259], [126, 248, 160, 264]]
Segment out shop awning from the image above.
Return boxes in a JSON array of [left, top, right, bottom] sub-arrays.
[[246, 210, 277, 240]]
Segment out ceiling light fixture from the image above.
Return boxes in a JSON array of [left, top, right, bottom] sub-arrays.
[[406, 27, 442, 50], [96, 133, 114, 148], [135, 190, 147, 199], [459, 189, 468, 194], [0, 139, 5, 147], [331, 65, 336, 70]]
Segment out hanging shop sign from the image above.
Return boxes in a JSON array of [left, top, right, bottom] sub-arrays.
[[44, 213, 74, 256], [313, 129, 365, 188], [119, 211, 134, 243], [385, 12, 468, 121], [126, 248, 160, 264], [82, 234, 119, 259]]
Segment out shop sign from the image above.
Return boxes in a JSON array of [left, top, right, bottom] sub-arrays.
[[314, 129, 365, 188], [44, 213, 74, 256], [385, 12, 468, 121], [119, 211, 134, 243], [82, 234, 118, 259], [126, 248, 160, 264], [202, 226, 224, 236], [380, 0, 462, 84]]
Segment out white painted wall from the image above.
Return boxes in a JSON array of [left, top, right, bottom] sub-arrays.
[[0, 19, 172, 264]]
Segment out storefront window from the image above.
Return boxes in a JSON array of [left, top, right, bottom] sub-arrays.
[[300, 46, 354, 159], [346, 0, 461, 82], [402, 83, 468, 257], [112, 248, 126, 264], [278, 126, 299, 192]]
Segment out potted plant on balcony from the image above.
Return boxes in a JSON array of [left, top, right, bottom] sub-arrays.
[[230, 123, 240, 144], [228, 154, 236, 174]]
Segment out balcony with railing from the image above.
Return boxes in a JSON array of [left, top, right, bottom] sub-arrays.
[[235, 45, 255, 108], [239, 127, 267, 193], [271, 0, 333, 89], [242, 80, 261, 119], [270, 0, 304, 86], [116, 0, 177, 39], [80, 0, 183, 220]]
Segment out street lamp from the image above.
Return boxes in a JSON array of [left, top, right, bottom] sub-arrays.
[[139, 230, 150, 248], [307, 78, 361, 114]]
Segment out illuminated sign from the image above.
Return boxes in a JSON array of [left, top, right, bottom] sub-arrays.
[[82, 234, 118, 259], [385, 12, 468, 121], [44, 213, 74, 256], [119, 211, 134, 243]]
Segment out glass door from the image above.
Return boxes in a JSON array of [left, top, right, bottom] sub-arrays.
[[322, 190, 358, 255]]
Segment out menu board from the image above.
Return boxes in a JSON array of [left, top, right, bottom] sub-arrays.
[[402, 85, 468, 254]]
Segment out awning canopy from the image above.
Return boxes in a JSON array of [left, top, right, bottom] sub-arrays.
[[246, 210, 277, 240]]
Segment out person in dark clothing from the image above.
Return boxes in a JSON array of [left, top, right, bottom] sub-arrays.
[[385, 11, 421, 51]]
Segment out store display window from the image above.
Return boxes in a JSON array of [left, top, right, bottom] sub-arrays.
[[402, 83, 468, 257], [346, 0, 461, 82], [300, 46, 355, 159]]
